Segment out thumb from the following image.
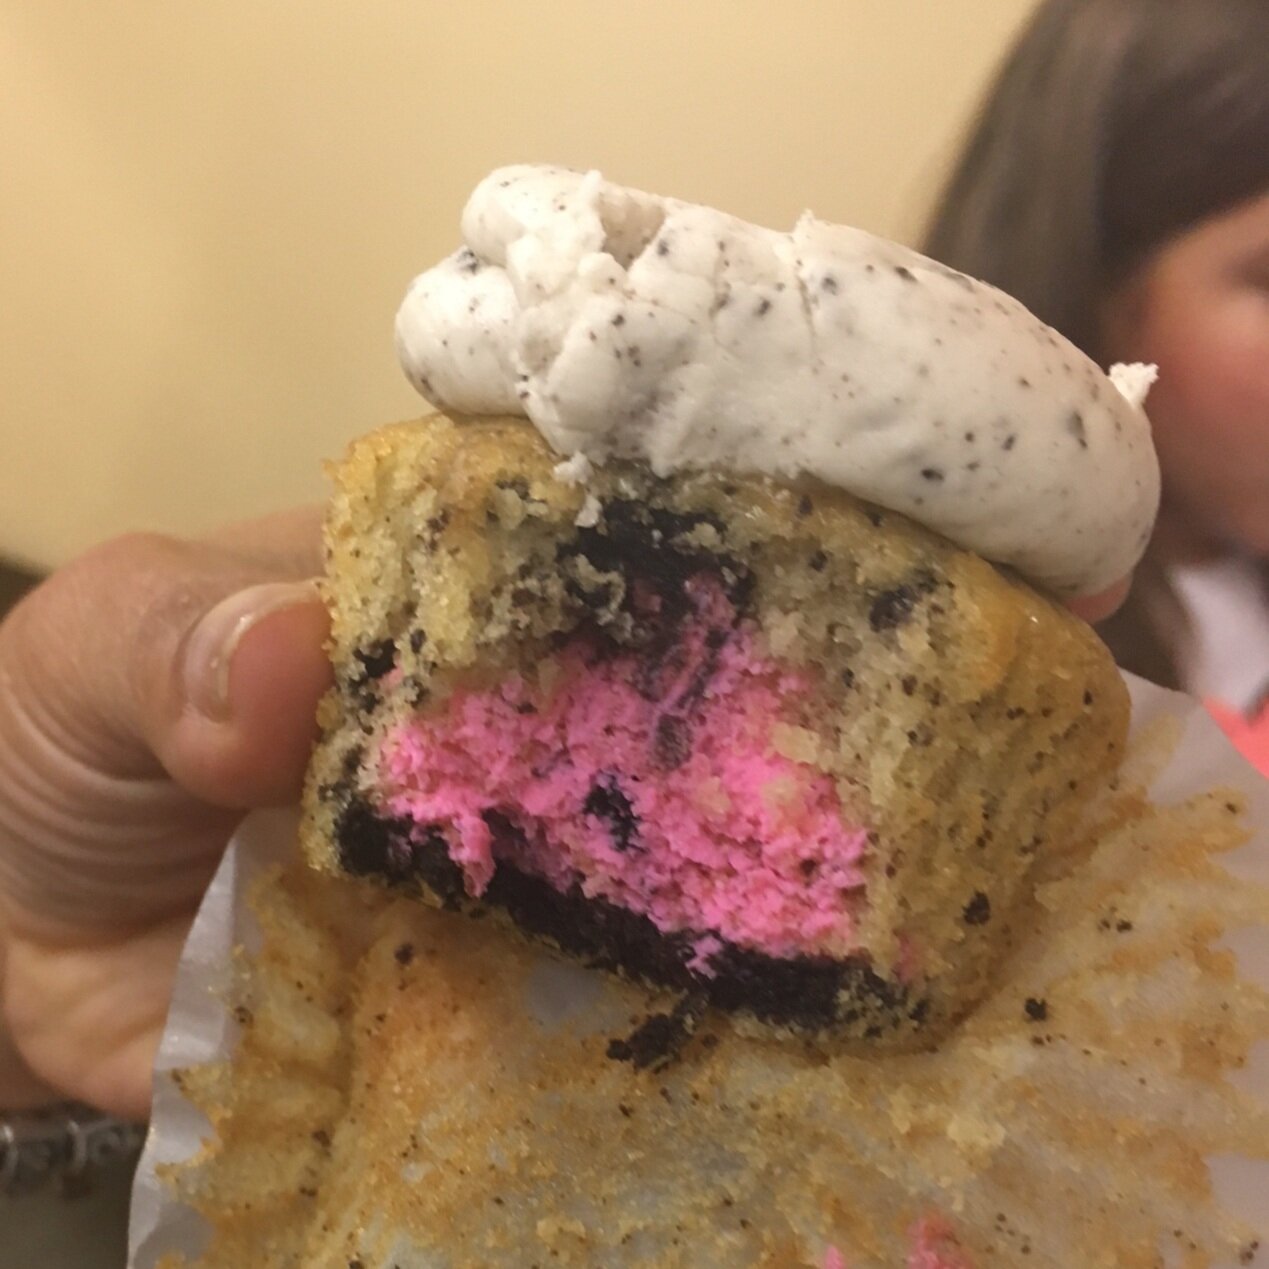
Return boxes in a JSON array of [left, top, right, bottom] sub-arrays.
[[0, 531, 330, 935], [157, 580, 332, 807]]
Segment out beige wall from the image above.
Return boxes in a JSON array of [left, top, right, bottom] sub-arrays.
[[0, 1, 1037, 569]]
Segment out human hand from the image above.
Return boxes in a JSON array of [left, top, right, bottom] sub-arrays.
[[1065, 576, 1131, 625], [0, 510, 330, 1121]]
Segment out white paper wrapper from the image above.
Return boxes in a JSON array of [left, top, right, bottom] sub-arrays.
[[128, 677, 1269, 1268], [128, 808, 297, 1268]]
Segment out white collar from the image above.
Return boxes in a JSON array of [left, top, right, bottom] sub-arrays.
[[1171, 555, 1269, 713]]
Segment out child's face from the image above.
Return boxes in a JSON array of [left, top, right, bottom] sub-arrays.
[[1103, 191, 1269, 558]]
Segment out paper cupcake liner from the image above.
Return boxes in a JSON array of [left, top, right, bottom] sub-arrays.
[[128, 677, 1269, 1268]]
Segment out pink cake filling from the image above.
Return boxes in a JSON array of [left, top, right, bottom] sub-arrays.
[[380, 576, 870, 962]]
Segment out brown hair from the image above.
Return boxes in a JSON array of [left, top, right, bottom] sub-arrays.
[[922, 0, 1269, 688]]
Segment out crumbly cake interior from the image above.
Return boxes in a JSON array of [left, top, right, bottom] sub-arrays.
[[300, 412, 1127, 1046]]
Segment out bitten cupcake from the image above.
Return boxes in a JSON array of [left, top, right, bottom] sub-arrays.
[[300, 165, 1158, 1050]]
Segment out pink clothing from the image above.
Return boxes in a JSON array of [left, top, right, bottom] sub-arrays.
[[1207, 699, 1269, 778]]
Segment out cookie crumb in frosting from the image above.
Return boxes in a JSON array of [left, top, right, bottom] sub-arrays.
[[395, 165, 1161, 597]]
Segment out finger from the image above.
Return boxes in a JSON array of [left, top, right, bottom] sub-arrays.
[[1065, 575, 1131, 624], [3, 912, 190, 1121], [161, 585, 332, 806], [200, 505, 325, 577], [0, 530, 330, 936]]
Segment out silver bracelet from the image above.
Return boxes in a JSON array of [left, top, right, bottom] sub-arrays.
[[0, 1104, 146, 1197]]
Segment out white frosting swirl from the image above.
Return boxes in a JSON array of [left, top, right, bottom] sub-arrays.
[[396, 165, 1160, 596]]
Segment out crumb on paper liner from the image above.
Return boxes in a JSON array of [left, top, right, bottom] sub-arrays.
[[128, 681, 1269, 1269]]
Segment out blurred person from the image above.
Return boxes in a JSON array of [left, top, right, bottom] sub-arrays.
[[923, 0, 1269, 774]]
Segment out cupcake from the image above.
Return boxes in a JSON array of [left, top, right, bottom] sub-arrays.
[[152, 169, 1267, 1269], [299, 166, 1157, 1050]]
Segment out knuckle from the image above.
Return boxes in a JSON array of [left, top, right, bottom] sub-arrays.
[[1, 531, 218, 730], [25, 532, 193, 628], [69, 531, 193, 584], [61, 532, 207, 671]]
